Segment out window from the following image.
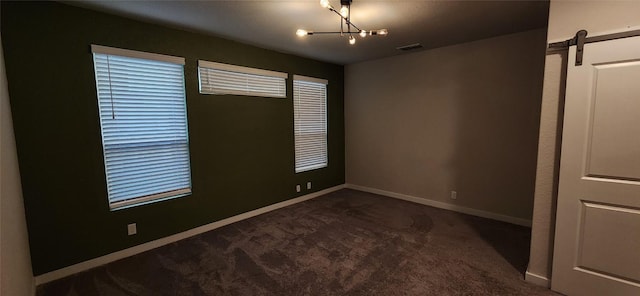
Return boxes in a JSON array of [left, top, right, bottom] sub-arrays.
[[91, 45, 192, 209], [198, 60, 287, 98], [293, 75, 328, 173]]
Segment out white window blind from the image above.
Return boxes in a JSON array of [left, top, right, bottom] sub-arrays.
[[91, 45, 192, 209], [293, 75, 328, 173], [198, 60, 287, 98]]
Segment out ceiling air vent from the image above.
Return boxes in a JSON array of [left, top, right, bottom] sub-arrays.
[[396, 43, 423, 51]]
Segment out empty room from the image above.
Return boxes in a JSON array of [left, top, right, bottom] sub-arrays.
[[1, 1, 639, 295]]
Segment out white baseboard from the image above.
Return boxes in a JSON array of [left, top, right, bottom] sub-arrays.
[[34, 184, 345, 286], [525, 270, 550, 287], [345, 184, 532, 227]]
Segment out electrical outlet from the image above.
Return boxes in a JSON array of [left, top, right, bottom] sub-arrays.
[[127, 223, 137, 235], [296, 185, 301, 192], [307, 182, 312, 190], [451, 191, 457, 200]]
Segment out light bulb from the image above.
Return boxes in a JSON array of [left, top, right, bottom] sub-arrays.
[[320, 0, 330, 8], [360, 30, 367, 38], [349, 36, 356, 45], [340, 6, 349, 17], [377, 29, 388, 36], [296, 29, 308, 37]]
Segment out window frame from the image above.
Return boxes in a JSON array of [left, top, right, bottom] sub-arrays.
[[91, 45, 192, 210], [293, 75, 329, 173], [198, 60, 287, 98]]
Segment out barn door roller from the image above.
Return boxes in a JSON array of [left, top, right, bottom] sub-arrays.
[[548, 29, 640, 66], [548, 30, 587, 66], [574, 30, 588, 66]]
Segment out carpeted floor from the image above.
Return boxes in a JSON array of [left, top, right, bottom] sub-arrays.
[[37, 189, 560, 295]]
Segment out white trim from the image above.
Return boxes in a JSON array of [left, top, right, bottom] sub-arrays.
[[34, 184, 346, 285], [345, 184, 532, 227], [525, 270, 551, 287], [293, 75, 328, 85], [110, 188, 191, 210], [90, 45, 185, 65], [199, 87, 285, 99], [198, 60, 287, 79], [295, 163, 328, 174]]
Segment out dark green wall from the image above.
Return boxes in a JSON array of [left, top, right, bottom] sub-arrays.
[[1, 1, 344, 275]]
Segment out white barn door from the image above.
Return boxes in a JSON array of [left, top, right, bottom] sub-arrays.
[[552, 35, 640, 295]]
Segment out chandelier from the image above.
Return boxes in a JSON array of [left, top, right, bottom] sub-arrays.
[[296, 0, 388, 45]]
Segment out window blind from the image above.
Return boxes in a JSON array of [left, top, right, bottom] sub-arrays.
[[92, 45, 192, 209], [293, 75, 328, 173], [198, 60, 287, 98]]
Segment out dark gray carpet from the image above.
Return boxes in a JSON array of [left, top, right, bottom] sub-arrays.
[[37, 189, 559, 296]]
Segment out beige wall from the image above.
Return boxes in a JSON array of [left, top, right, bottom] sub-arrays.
[[0, 30, 34, 295], [526, 0, 640, 287], [345, 29, 547, 222]]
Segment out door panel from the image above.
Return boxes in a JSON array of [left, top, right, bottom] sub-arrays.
[[586, 61, 640, 180], [577, 202, 640, 283], [552, 35, 640, 296]]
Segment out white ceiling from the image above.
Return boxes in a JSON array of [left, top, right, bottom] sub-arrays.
[[68, 0, 549, 65]]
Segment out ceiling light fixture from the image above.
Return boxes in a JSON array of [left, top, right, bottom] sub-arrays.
[[296, 0, 388, 46]]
